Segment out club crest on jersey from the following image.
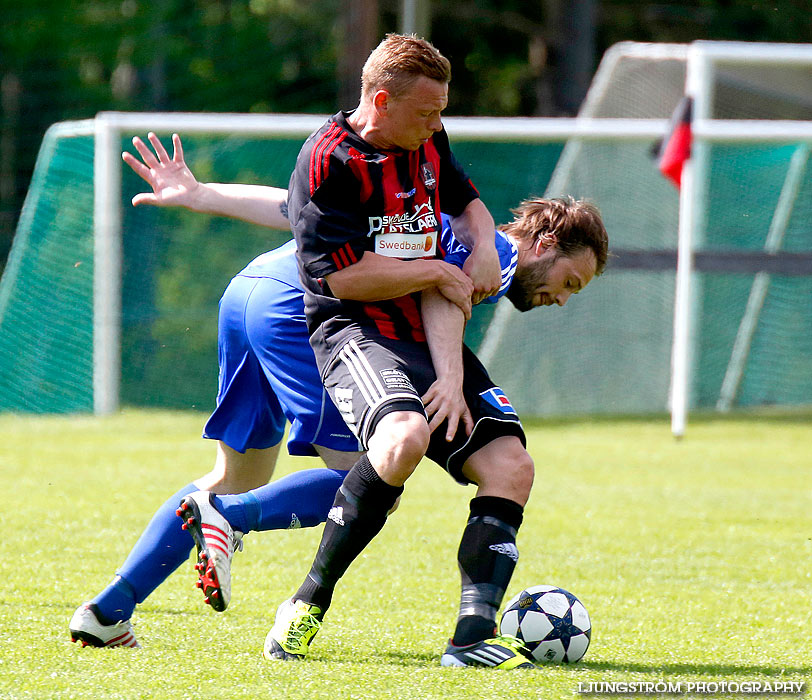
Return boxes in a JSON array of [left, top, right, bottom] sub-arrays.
[[480, 387, 517, 415], [421, 162, 436, 189]]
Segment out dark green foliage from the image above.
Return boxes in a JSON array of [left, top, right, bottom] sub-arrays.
[[2, 1, 808, 264]]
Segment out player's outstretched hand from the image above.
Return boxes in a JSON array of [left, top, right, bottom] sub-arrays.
[[122, 132, 200, 208], [422, 377, 473, 442]]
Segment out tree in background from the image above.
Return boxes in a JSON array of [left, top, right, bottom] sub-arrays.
[[0, 0, 343, 266], [1, 0, 809, 268]]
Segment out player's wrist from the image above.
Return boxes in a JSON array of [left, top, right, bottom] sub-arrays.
[[192, 182, 226, 213], [417, 259, 451, 291], [434, 259, 465, 286], [433, 366, 464, 386]]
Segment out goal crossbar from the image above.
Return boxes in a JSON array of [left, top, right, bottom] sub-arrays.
[[87, 108, 812, 417]]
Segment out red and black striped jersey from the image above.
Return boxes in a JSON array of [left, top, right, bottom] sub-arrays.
[[288, 111, 479, 342]]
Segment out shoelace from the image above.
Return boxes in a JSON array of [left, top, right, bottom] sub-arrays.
[[487, 633, 529, 655], [286, 610, 321, 647]]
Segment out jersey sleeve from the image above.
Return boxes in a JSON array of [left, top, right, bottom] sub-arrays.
[[288, 137, 369, 282], [440, 216, 518, 305], [434, 129, 480, 217]]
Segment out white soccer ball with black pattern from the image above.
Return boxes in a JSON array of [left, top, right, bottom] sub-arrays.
[[499, 584, 591, 663]]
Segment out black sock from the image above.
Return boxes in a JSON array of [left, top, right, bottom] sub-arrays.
[[295, 454, 403, 611], [453, 496, 524, 646]]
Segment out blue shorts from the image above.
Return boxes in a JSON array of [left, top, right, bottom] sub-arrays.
[[202, 274, 362, 456]]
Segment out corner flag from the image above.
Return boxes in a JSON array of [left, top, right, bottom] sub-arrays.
[[652, 96, 693, 188]]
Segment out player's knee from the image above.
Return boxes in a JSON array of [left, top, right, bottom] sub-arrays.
[[368, 410, 429, 482], [399, 423, 430, 465], [466, 442, 535, 505], [511, 449, 535, 499], [491, 451, 534, 498], [376, 410, 430, 461]]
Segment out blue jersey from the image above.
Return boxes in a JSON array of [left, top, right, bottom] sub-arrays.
[[236, 239, 300, 284], [439, 214, 517, 304]]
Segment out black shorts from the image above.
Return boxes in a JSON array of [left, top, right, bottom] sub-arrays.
[[311, 323, 525, 484]]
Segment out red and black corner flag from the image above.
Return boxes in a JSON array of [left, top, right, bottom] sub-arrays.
[[652, 96, 693, 188]]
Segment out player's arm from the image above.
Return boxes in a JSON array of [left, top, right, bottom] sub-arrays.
[[447, 198, 502, 304], [434, 129, 501, 303], [122, 132, 290, 229], [329, 246, 479, 440], [324, 253, 473, 319], [442, 221, 517, 306], [420, 288, 472, 441]]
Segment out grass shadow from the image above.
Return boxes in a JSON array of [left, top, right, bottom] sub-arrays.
[[328, 651, 812, 677]]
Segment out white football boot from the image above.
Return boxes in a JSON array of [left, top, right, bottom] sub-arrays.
[[176, 491, 243, 612], [69, 603, 139, 648]]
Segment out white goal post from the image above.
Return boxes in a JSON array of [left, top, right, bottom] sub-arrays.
[[670, 41, 812, 437], [17, 40, 808, 431]]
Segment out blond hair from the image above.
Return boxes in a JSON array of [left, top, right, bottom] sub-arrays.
[[361, 33, 451, 100]]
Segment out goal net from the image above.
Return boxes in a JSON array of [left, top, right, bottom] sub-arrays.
[[0, 114, 565, 413], [1, 42, 810, 423], [0, 125, 96, 412], [479, 41, 812, 424]]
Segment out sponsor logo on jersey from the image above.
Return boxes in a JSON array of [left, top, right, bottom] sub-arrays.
[[288, 514, 302, 529], [375, 232, 437, 258], [479, 387, 517, 415], [328, 506, 345, 526], [489, 542, 520, 562], [395, 187, 417, 199], [368, 202, 437, 237]]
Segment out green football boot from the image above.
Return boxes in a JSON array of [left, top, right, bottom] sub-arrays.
[[263, 599, 324, 661], [440, 634, 536, 669]]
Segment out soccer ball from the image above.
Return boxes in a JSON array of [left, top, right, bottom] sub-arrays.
[[499, 584, 591, 663]]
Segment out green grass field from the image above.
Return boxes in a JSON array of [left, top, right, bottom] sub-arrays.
[[2, 409, 810, 699]]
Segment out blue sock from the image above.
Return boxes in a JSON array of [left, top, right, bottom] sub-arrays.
[[92, 482, 198, 623], [213, 469, 347, 533]]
